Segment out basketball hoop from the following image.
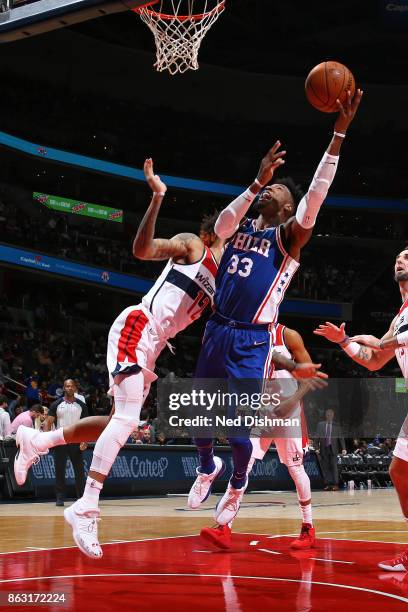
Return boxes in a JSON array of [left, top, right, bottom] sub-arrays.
[[133, 1, 225, 75]]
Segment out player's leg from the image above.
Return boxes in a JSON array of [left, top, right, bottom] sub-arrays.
[[200, 441, 262, 549], [215, 332, 271, 524], [379, 443, 408, 571], [188, 320, 227, 509], [14, 416, 110, 486], [274, 437, 315, 549], [64, 372, 145, 559]]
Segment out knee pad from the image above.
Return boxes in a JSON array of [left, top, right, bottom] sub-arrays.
[[110, 413, 139, 441], [288, 464, 311, 502]]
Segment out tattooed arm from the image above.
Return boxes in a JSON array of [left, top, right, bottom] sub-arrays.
[[133, 159, 203, 262], [314, 319, 396, 372]]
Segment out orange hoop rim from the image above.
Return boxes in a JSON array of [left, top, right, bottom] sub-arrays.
[[133, 1, 225, 22]]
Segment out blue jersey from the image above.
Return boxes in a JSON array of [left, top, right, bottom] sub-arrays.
[[214, 219, 299, 324]]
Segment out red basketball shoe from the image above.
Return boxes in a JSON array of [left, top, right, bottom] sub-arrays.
[[200, 524, 232, 550], [290, 523, 316, 550], [378, 550, 408, 572]]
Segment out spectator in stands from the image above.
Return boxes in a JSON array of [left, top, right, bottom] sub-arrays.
[[8, 394, 25, 420], [139, 428, 152, 445], [10, 404, 44, 435], [0, 395, 11, 440], [25, 375, 41, 408], [39, 381, 52, 407], [352, 438, 368, 455], [381, 438, 395, 453], [315, 408, 347, 491], [10, 403, 44, 435], [155, 432, 167, 445], [35, 406, 48, 432], [47, 379, 88, 507]]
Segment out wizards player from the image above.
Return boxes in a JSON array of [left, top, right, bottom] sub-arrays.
[[188, 88, 363, 524]]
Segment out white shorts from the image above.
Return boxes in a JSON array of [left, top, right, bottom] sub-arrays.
[[393, 436, 408, 463], [107, 304, 167, 393], [251, 436, 304, 467]]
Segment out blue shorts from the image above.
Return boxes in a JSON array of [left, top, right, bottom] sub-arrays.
[[193, 313, 275, 438], [195, 312, 274, 381]]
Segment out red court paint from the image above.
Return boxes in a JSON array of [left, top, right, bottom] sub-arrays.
[[1, 534, 408, 611]]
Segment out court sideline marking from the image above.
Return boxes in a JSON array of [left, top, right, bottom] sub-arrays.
[[0, 573, 406, 604]]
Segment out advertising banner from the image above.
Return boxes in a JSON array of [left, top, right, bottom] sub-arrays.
[[34, 192, 123, 223], [3, 444, 324, 497]]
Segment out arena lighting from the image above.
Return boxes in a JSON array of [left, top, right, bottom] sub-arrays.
[[0, 0, 155, 42]]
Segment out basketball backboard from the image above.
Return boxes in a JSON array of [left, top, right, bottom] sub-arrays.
[[0, 0, 156, 42]]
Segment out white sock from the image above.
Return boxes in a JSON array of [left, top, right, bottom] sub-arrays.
[[79, 476, 103, 511], [300, 502, 313, 526], [34, 428, 66, 453]]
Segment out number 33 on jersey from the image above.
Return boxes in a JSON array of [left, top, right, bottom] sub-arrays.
[[215, 220, 299, 324]]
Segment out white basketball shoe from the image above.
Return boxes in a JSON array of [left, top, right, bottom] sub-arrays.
[[64, 501, 103, 559], [14, 426, 48, 485], [188, 456, 225, 509], [215, 477, 248, 525]]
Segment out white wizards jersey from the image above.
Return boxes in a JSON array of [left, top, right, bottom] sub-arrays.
[[142, 246, 218, 339], [394, 298, 408, 380], [263, 323, 308, 446], [266, 323, 301, 420]]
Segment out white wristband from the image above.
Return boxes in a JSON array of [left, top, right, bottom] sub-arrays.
[[153, 192, 166, 197], [334, 131, 346, 139], [254, 178, 263, 188], [342, 341, 360, 357], [243, 188, 256, 202]]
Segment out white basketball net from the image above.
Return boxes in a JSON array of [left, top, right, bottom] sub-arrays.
[[135, 1, 225, 75]]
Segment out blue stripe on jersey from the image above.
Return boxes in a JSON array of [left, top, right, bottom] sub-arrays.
[[165, 268, 212, 314], [166, 268, 201, 300], [214, 220, 287, 322]]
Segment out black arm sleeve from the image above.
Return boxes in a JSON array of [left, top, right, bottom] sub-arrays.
[[78, 400, 89, 419], [48, 398, 60, 419]]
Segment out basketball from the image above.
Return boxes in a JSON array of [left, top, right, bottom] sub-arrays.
[[305, 61, 356, 113]]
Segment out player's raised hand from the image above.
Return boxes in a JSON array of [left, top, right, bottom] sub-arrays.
[[292, 362, 328, 380], [256, 141, 286, 186], [144, 158, 167, 196], [334, 88, 363, 134], [314, 321, 347, 343]]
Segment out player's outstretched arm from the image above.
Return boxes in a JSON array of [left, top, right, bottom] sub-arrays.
[[214, 142, 286, 239], [271, 350, 328, 380], [285, 89, 363, 256], [133, 159, 202, 262], [314, 320, 395, 371]]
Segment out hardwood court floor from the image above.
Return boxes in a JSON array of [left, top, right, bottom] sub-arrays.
[[1, 489, 408, 610]]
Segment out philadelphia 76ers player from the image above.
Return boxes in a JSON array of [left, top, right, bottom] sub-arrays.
[[200, 324, 322, 551], [188, 88, 363, 525], [15, 159, 310, 559], [314, 246, 408, 572]]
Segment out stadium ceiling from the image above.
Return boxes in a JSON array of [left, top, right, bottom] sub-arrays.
[[0, 0, 153, 42]]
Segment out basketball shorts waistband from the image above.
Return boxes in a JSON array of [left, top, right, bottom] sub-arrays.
[[211, 311, 271, 331]]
